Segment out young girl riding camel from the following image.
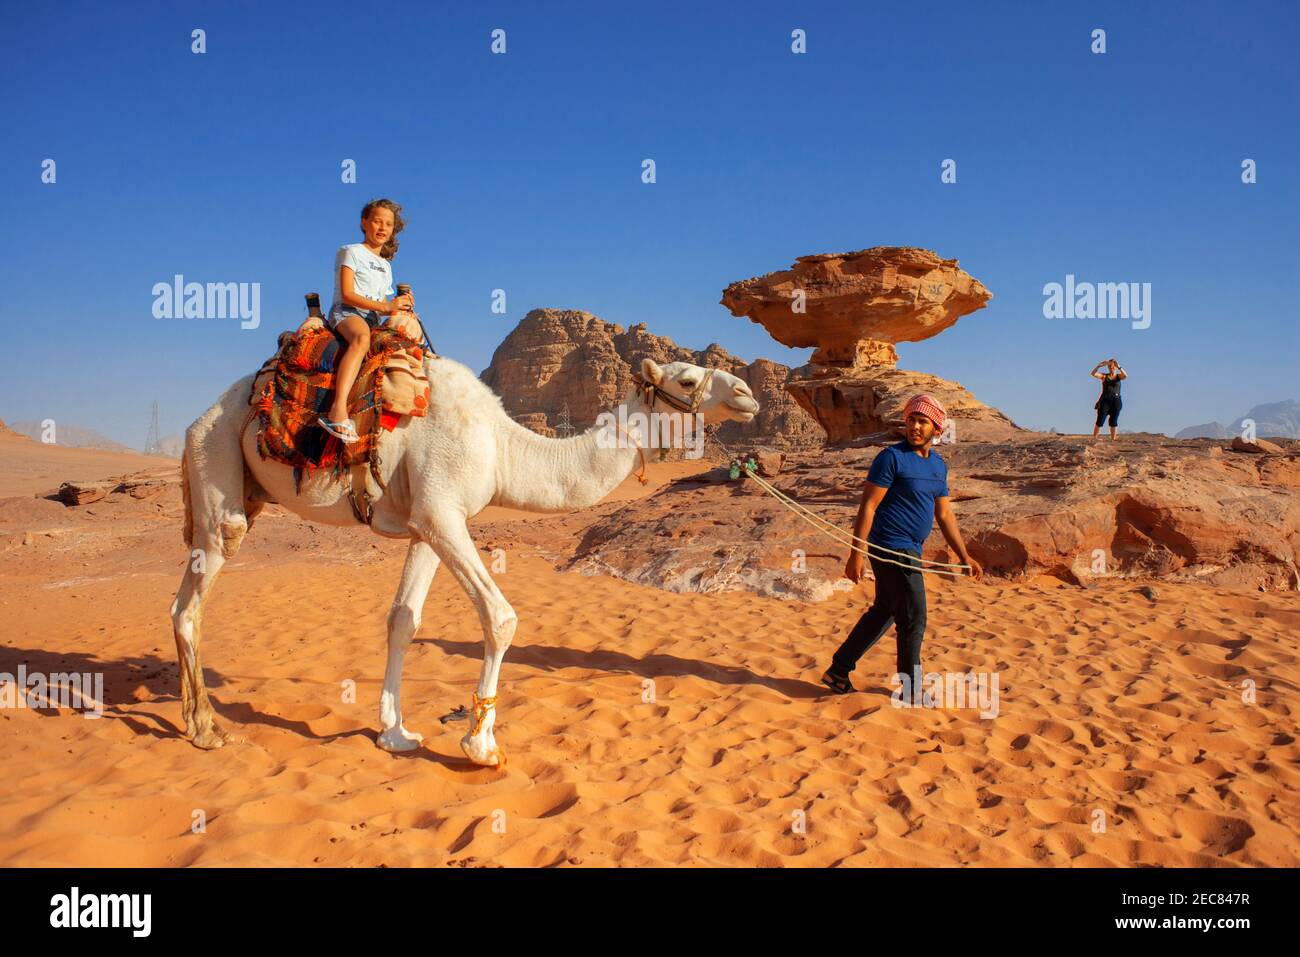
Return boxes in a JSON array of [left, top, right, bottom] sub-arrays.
[[298, 198, 414, 444]]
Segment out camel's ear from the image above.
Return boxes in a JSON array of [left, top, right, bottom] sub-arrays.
[[641, 358, 663, 385]]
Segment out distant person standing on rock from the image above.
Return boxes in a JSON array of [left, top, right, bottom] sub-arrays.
[[821, 393, 982, 703], [1091, 358, 1127, 440]]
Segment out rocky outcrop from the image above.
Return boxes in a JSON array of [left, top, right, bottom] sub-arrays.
[[56, 473, 177, 507], [565, 433, 1300, 598], [785, 366, 1021, 444], [1232, 436, 1286, 454], [480, 308, 825, 451], [722, 247, 1018, 444], [58, 481, 111, 506]]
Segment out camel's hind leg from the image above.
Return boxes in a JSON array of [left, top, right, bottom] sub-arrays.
[[171, 534, 233, 749], [171, 381, 258, 749], [376, 538, 441, 752], [422, 515, 516, 768]]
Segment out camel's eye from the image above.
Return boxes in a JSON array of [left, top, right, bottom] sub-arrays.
[[679, 379, 696, 389]]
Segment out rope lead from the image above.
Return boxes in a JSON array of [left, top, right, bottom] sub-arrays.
[[738, 462, 971, 579]]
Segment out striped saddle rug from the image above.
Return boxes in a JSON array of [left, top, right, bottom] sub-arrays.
[[246, 322, 431, 492]]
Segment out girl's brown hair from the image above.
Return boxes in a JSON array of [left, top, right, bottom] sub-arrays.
[[361, 198, 405, 261]]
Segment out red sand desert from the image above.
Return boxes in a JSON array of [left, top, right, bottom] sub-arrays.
[[1, 432, 1297, 867]]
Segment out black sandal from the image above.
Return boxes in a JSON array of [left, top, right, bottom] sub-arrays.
[[820, 668, 855, 695]]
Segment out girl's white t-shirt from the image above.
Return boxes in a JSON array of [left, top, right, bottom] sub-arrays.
[[329, 243, 393, 325]]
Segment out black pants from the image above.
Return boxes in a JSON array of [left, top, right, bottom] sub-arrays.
[[1095, 396, 1122, 427], [832, 550, 927, 687]]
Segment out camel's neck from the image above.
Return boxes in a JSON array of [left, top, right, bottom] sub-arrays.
[[492, 389, 653, 513]]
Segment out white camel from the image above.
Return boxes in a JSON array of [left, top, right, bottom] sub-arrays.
[[172, 353, 759, 766]]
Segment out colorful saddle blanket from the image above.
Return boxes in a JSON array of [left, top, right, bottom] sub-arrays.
[[248, 321, 431, 488]]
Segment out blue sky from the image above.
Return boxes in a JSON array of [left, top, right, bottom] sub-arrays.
[[1, 0, 1296, 446]]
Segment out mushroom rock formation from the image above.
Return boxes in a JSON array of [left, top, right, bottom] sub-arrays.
[[721, 246, 993, 367], [722, 247, 1019, 443]]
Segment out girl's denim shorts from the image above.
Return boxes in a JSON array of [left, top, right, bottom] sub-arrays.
[[328, 305, 382, 330]]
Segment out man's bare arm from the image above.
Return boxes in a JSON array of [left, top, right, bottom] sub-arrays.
[[852, 481, 887, 545], [933, 496, 982, 579], [844, 482, 888, 581]]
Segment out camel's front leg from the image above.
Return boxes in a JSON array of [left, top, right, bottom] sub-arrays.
[[427, 517, 516, 768], [376, 538, 441, 752]]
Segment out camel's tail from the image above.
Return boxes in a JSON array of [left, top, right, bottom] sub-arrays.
[[180, 375, 259, 561], [181, 449, 194, 547]]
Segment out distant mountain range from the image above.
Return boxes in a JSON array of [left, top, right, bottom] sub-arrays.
[[1175, 400, 1299, 440], [8, 420, 184, 456], [9, 420, 133, 451], [154, 435, 185, 457]]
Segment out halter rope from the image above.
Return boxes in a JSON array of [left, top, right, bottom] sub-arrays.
[[613, 422, 649, 485], [705, 428, 972, 578], [740, 464, 970, 577]]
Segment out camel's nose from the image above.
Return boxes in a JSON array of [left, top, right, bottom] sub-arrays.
[[726, 396, 760, 419]]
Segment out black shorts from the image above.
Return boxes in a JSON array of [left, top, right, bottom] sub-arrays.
[[1095, 396, 1122, 427]]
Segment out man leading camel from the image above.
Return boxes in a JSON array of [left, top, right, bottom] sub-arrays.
[[821, 394, 982, 702]]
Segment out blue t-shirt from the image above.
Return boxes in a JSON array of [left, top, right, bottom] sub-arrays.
[[866, 441, 949, 555]]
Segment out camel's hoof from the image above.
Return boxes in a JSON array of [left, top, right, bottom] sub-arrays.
[[460, 735, 506, 768], [191, 726, 229, 750], [377, 726, 424, 753]]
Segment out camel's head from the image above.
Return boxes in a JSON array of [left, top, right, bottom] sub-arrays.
[[638, 358, 760, 424]]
